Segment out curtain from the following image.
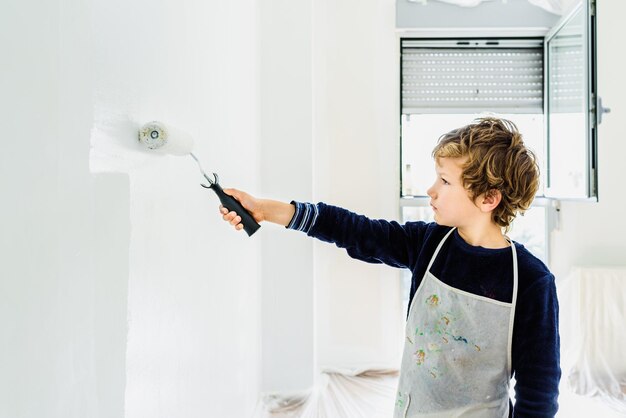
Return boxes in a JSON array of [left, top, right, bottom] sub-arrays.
[[558, 267, 626, 414]]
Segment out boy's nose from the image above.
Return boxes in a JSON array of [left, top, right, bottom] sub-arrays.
[[427, 185, 435, 198]]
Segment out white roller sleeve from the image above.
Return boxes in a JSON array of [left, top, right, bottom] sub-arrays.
[[138, 121, 194, 156], [89, 114, 196, 173]]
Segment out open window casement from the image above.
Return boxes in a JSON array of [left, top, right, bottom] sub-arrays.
[[544, 0, 601, 200]]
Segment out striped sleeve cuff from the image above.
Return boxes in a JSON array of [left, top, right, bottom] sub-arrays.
[[286, 201, 319, 233]]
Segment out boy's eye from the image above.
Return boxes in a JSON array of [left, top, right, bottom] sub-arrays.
[[441, 177, 450, 185]]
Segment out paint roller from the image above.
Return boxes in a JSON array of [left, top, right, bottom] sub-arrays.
[[138, 121, 261, 236]]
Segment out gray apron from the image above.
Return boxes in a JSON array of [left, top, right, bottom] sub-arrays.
[[394, 228, 518, 418]]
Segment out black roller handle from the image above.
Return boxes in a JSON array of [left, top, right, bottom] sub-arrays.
[[202, 182, 261, 237]]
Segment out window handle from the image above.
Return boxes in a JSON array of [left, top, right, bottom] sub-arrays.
[[598, 96, 611, 124]]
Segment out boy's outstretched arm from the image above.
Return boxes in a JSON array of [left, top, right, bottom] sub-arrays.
[[218, 190, 427, 270], [219, 188, 295, 229]]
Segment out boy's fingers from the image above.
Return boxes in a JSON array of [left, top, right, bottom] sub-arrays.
[[219, 193, 250, 232]]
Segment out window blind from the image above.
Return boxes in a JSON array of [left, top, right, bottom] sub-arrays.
[[548, 36, 584, 114], [401, 39, 544, 114]]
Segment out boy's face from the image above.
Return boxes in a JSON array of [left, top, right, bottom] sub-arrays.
[[427, 157, 483, 228]]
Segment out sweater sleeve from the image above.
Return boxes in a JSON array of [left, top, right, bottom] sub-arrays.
[[512, 275, 561, 417], [288, 201, 427, 270], [286, 201, 320, 232]]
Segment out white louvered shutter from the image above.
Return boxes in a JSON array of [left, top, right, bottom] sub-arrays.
[[401, 39, 544, 114]]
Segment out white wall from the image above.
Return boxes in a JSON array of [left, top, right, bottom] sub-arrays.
[[92, 1, 263, 418], [3, 0, 87, 416], [2, 0, 263, 417], [258, 0, 315, 393], [312, 0, 404, 369], [1, 0, 126, 417], [256, 0, 406, 386]]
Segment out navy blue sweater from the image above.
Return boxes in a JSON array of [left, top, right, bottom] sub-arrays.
[[287, 202, 561, 417]]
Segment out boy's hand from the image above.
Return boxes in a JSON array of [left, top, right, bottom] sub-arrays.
[[219, 188, 264, 231]]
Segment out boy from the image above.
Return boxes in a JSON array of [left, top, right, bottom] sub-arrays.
[[219, 117, 560, 417]]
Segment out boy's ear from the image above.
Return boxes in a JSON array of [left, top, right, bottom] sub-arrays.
[[480, 189, 502, 212]]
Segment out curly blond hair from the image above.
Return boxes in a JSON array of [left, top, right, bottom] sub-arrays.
[[432, 117, 540, 230]]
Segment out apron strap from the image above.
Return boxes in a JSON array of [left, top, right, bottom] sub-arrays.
[[426, 227, 456, 272], [506, 236, 518, 376]]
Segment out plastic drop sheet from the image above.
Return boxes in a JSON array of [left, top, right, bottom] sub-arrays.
[[558, 267, 626, 413], [253, 368, 399, 418]]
